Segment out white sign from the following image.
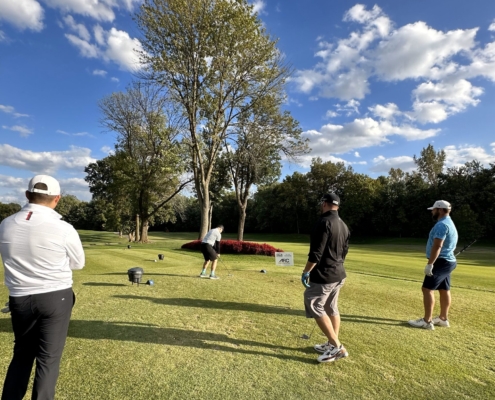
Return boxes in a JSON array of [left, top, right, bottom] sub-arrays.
[[275, 252, 294, 266]]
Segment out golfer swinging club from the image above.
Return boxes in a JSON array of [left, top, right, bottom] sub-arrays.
[[302, 193, 350, 363], [408, 200, 458, 330], [0, 175, 85, 400], [199, 225, 224, 280]]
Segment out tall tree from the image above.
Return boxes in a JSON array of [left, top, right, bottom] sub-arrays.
[[94, 82, 191, 242], [223, 95, 308, 240], [414, 144, 446, 185], [136, 0, 289, 238]]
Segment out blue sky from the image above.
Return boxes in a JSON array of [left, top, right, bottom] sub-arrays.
[[1, 0, 495, 203]]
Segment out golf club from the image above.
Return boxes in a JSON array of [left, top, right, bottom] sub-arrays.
[[218, 257, 233, 276], [455, 238, 479, 257], [301, 323, 316, 340]]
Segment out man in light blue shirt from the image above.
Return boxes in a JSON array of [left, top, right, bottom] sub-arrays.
[[408, 200, 458, 330]]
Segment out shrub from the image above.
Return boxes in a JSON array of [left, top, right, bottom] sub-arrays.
[[181, 240, 284, 256]]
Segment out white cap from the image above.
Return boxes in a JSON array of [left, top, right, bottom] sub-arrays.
[[28, 175, 61, 195], [427, 200, 451, 210]]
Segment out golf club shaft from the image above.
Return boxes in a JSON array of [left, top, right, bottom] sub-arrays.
[[455, 238, 478, 257], [219, 257, 232, 274]]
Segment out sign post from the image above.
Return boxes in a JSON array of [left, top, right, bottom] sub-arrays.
[[275, 252, 294, 266]]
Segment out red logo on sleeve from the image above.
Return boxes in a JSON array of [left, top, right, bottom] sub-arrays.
[[26, 212, 33, 221]]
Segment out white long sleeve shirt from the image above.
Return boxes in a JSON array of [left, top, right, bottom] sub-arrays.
[[0, 203, 85, 297]]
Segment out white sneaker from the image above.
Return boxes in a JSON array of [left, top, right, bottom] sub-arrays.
[[432, 316, 450, 327], [209, 275, 220, 280], [408, 318, 435, 330], [314, 342, 335, 353], [317, 345, 348, 363]]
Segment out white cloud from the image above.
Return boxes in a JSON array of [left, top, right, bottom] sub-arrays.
[[101, 145, 114, 155], [0, 0, 44, 31], [292, 4, 390, 100], [41, 0, 141, 23], [66, 26, 144, 71], [251, 0, 266, 14], [354, 151, 360, 158], [369, 103, 401, 121], [325, 110, 338, 118], [65, 33, 99, 58], [0, 144, 96, 174], [292, 3, 490, 133], [302, 117, 439, 155], [369, 144, 495, 174], [444, 144, 495, 167], [111, 77, 119, 82], [56, 129, 93, 137], [409, 78, 483, 123], [297, 154, 366, 169], [63, 14, 90, 41], [0, 104, 29, 118], [2, 125, 33, 137], [372, 22, 477, 81], [104, 27, 144, 71], [325, 100, 361, 118], [93, 69, 107, 76], [489, 20, 495, 32], [0, 30, 6, 41], [0, 174, 91, 204], [370, 155, 416, 173]]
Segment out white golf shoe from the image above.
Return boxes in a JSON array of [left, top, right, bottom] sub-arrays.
[[314, 342, 335, 353], [408, 318, 435, 330], [432, 316, 450, 327]]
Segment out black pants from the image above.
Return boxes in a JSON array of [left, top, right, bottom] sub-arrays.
[[2, 288, 74, 400]]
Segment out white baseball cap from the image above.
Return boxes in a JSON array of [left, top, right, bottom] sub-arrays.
[[427, 200, 451, 210], [28, 175, 61, 195]]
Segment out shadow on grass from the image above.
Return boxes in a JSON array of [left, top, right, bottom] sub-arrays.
[[83, 282, 127, 287], [0, 318, 314, 365], [341, 314, 405, 326], [113, 295, 305, 316], [99, 272, 195, 279]]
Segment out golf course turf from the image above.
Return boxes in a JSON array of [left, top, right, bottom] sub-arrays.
[[0, 231, 493, 399]]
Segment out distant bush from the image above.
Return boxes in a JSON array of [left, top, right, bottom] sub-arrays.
[[181, 240, 284, 256]]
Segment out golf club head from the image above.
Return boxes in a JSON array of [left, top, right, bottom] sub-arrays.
[[301, 334, 310, 340]]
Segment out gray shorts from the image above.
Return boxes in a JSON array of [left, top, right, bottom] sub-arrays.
[[304, 279, 345, 318]]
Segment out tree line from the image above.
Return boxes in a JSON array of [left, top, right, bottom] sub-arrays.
[[1, 144, 493, 243], [162, 145, 495, 243]]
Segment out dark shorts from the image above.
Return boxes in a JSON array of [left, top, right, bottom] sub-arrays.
[[200, 243, 218, 262], [422, 258, 457, 290], [303, 279, 345, 318]]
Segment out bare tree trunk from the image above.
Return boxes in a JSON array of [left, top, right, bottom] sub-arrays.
[[119, 230, 123, 238], [135, 214, 140, 242], [237, 208, 246, 241], [208, 203, 213, 231], [198, 190, 210, 239], [140, 219, 149, 243]]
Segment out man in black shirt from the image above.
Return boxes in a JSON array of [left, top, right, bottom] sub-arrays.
[[302, 193, 350, 363]]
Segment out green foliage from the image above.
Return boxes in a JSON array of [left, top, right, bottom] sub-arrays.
[[136, 0, 291, 238], [0, 203, 21, 222], [89, 82, 190, 241], [413, 144, 446, 185]]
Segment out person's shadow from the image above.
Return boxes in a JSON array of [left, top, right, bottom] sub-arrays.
[[0, 318, 314, 364], [112, 295, 305, 316]]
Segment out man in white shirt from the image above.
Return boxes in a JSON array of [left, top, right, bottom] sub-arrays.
[[0, 175, 85, 400], [199, 225, 223, 279]]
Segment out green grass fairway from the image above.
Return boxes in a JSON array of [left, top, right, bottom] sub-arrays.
[[1, 232, 494, 399]]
